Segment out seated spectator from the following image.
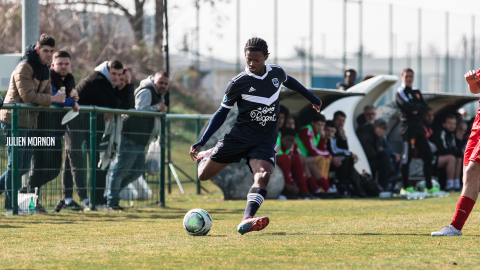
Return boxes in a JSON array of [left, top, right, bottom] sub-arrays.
[[106, 71, 169, 209], [357, 119, 396, 190], [275, 105, 290, 153], [456, 121, 468, 151], [276, 128, 329, 199], [356, 105, 376, 126], [325, 120, 357, 195], [337, 69, 357, 90], [296, 114, 338, 195], [430, 114, 463, 191]]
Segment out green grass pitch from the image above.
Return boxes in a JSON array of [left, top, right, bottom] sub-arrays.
[[1, 192, 480, 269]]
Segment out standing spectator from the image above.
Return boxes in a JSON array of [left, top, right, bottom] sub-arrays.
[[105, 71, 168, 209], [63, 60, 124, 210], [430, 115, 463, 191], [0, 34, 66, 213], [114, 68, 135, 109], [337, 69, 357, 90], [357, 119, 395, 190], [22, 51, 79, 213], [396, 68, 441, 195]]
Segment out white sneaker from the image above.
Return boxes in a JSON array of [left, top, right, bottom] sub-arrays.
[[431, 225, 462, 236], [277, 195, 287, 200]]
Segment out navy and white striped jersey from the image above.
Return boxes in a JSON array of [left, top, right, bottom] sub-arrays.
[[221, 64, 287, 146]]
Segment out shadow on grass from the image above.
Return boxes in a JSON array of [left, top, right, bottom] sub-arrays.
[[0, 224, 23, 228], [263, 232, 432, 236]]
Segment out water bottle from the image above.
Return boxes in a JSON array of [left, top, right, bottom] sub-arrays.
[[28, 197, 35, 214]]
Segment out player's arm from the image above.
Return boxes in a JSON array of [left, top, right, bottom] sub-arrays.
[[283, 75, 322, 112], [465, 70, 480, 94], [189, 81, 237, 161]]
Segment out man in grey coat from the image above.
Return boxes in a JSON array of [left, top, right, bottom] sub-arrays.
[[105, 71, 169, 209]]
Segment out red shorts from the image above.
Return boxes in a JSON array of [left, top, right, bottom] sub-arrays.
[[464, 128, 480, 166]]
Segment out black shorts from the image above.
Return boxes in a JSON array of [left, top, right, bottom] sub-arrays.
[[209, 137, 276, 169]]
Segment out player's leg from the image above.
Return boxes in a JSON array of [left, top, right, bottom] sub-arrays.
[[400, 136, 415, 194], [432, 131, 480, 236], [197, 158, 231, 181], [237, 157, 274, 235], [196, 139, 245, 181], [414, 134, 436, 192], [437, 155, 456, 191]]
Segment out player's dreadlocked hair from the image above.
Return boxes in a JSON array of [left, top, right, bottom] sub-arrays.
[[244, 37, 269, 56]]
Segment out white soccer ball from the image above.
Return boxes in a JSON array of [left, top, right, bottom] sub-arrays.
[[183, 208, 212, 236]]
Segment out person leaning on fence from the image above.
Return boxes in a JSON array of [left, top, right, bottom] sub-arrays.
[[61, 60, 124, 210], [105, 71, 169, 210], [0, 34, 66, 213], [19, 51, 80, 213]]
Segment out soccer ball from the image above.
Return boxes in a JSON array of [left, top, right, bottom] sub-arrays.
[[416, 179, 441, 192], [183, 208, 212, 236]]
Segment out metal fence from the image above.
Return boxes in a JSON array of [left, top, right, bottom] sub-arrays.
[[0, 103, 212, 214]]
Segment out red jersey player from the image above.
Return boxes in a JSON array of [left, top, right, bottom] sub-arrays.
[[431, 69, 480, 236]]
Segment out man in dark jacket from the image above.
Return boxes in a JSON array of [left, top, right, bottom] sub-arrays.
[[396, 68, 437, 195], [22, 51, 80, 213], [105, 71, 168, 209], [61, 60, 126, 210], [430, 114, 463, 191], [357, 119, 395, 190]]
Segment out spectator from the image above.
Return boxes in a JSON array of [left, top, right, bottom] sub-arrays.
[[0, 34, 66, 213], [325, 120, 357, 196], [458, 108, 469, 121], [114, 67, 135, 109], [337, 69, 357, 90], [284, 115, 296, 131], [430, 114, 463, 191], [333, 111, 353, 151], [22, 51, 79, 213], [106, 71, 169, 209], [422, 108, 434, 139], [276, 128, 319, 200], [296, 114, 338, 195], [356, 105, 377, 126], [456, 121, 468, 150], [63, 60, 125, 210], [278, 105, 289, 130], [356, 119, 396, 190], [396, 68, 439, 195], [360, 75, 375, 82]]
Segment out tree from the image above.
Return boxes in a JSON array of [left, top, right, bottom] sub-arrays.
[[64, 0, 164, 73]]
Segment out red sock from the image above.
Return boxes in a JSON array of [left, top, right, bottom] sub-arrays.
[[451, 196, 476, 230], [317, 177, 331, 191], [306, 177, 320, 193], [291, 155, 309, 195]]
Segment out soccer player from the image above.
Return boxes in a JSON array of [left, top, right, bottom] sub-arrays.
[[431, 70, 480, 236], [396, 68, 439, 195], [189, 37, 322, 235]]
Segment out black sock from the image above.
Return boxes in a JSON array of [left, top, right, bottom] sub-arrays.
[[243, 187, 267, 220]]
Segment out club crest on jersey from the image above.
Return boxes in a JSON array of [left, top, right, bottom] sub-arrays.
[[222, 95, 228, 103], [272, 78, 280, 88]]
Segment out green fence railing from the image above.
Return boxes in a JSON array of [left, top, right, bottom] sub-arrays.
[[0, 103, 211, 214]]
